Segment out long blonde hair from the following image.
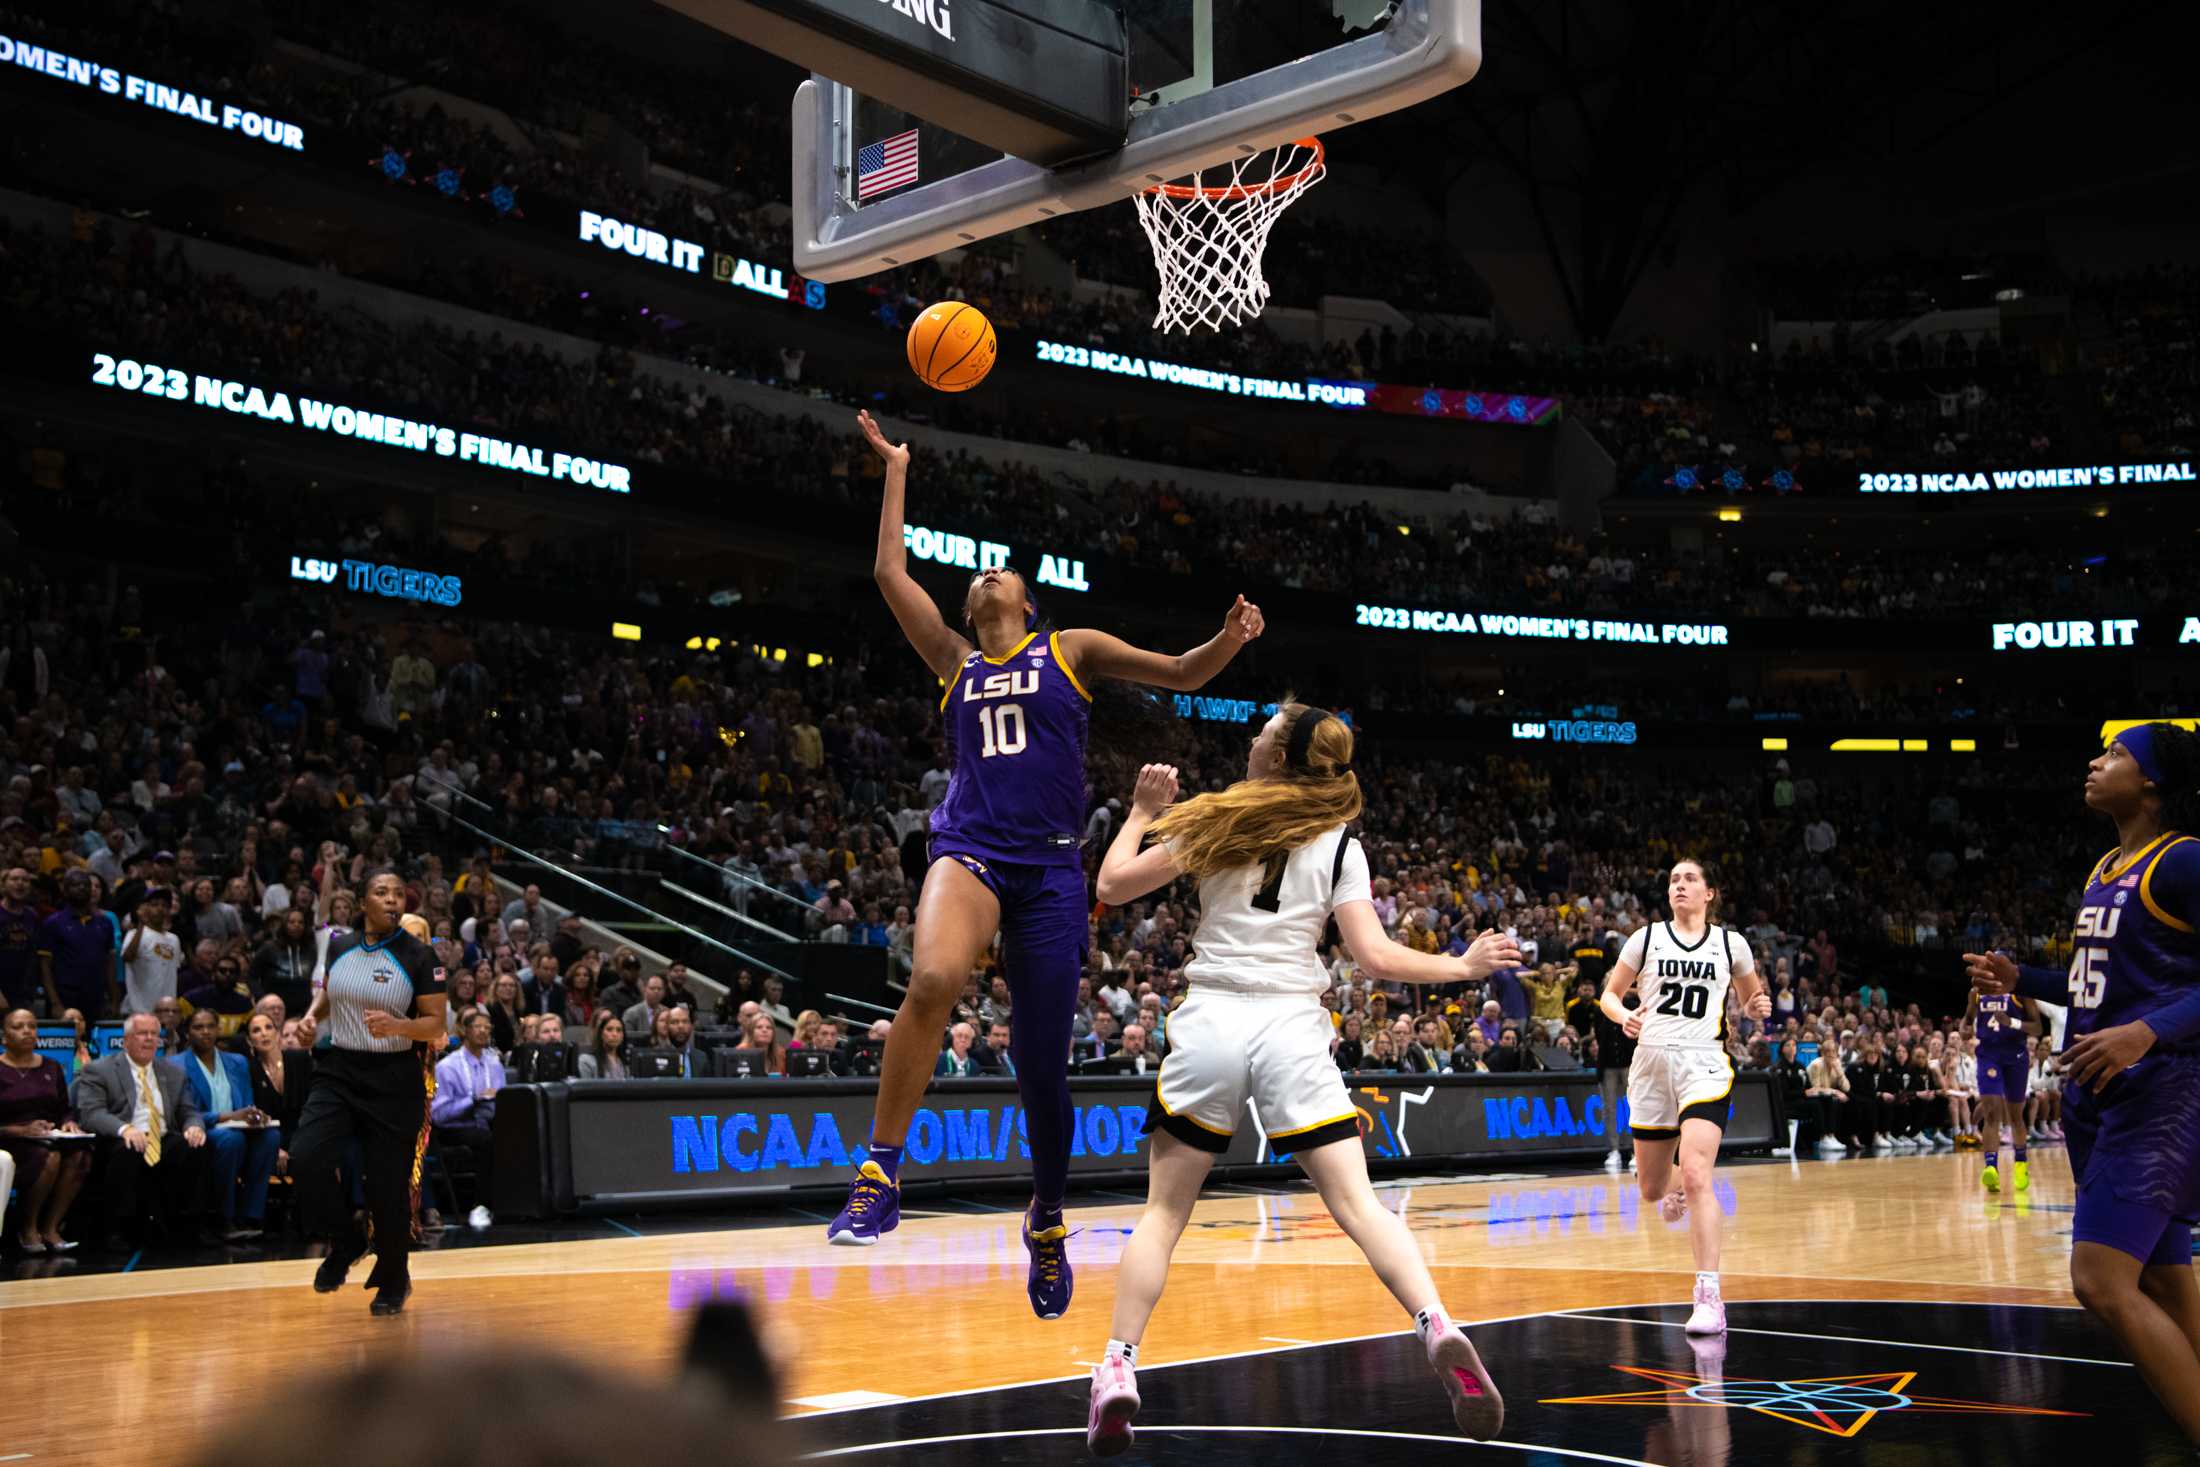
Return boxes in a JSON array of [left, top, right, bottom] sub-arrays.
[[1147, 701, 1363, 883]]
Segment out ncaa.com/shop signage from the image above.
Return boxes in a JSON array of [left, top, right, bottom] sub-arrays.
[[553, 1073, 1776, 1206]]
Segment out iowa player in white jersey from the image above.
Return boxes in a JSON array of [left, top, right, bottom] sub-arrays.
[[1080, 705, 1520, 1455], [1599, 859, 1769, 1335]]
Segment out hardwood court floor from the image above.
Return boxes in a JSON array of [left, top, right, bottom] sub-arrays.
[[0, 1146, 2151, 1466]]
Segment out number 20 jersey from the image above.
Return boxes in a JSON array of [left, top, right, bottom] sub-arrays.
[[1619, 922, 1753, 1051], [2066, 834, 2200, 1046], [930, 630, 1092, 869]]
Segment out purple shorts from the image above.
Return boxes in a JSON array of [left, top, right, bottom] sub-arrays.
[[2066, 1052, 2200, 1266], [929, 846, 1088, 1011], [1977, 1051, 2028, 1104]]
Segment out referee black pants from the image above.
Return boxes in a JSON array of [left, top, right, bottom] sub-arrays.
[[292, 1048, 432, 1288]]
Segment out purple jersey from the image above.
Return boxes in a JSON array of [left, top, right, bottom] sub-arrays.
[[1975, 991, 2030, 1056], [2066, 834, 2200, 1048], [930, 630, 1091, 868]]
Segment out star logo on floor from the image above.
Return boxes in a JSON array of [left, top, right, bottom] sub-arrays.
[[1543, 1365, 2090, 1437]]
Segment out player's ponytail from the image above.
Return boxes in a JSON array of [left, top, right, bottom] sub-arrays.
[[1146, 701, 1363, 883]]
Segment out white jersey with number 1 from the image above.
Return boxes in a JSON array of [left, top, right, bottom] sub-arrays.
[[1617, 921, 1755, 1050]]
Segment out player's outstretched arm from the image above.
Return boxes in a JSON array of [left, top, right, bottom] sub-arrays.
[[1335, 905, 1519, 986], [1963, 949, 2066, 1004], [1096, 764, 1185, 906], [860, 410, 971, 684], [1058, 595, 1264, 692]]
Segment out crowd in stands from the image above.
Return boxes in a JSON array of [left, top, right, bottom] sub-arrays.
[[13, 0, 2197, 498], [7, 213, 2187, 643], [0, 447, 2137, 1256]]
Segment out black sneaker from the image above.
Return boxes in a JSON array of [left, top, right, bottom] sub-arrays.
[[314, 1241, 364, 1294]]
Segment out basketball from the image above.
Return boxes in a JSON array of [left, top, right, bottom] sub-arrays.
[[906, 302, 997, 392]]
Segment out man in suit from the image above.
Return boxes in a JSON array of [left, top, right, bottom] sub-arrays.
[[622, 973, 668, 1046], [509, 1011, 580, 1082], [975, 1019, 1016, 1077], [72, 1012, 209, 1248], [1074, 1009, 1118, 1065], [1085, 1023, 1158, 1077], [1402, 1016, 1450, 1075], [661, 1006, 705, 1079]]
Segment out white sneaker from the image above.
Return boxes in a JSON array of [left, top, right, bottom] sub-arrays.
[[1426, 1318, 1505, 1440], [467, 1205, 493, 1231], [1685, 1279, 1727, 1336], [1087, 1356, 1140, 1457], [1603, 1150, 1622, 1170]]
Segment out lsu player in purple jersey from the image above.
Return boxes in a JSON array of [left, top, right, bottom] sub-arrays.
[[1965, 984, 2039, 1192], [1967, 722, 2200, 1446], [828, 411, 1266, 1322]]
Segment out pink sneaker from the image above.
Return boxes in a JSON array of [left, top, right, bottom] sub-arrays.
[[1684, 1279, 1726, 1336], [1425, 1319, 1505, 1440], [1086, 1355, 1139, 1457], [1658, 1189, 1688, 1224]]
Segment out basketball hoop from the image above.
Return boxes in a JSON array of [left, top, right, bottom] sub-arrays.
[[1134, 137, 1325, 333]]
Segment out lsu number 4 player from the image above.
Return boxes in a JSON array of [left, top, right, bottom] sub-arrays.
[[1599, 859, 1769, 1336]]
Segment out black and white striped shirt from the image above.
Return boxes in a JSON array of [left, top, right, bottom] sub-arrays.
[[323, 929, 444, 1053]]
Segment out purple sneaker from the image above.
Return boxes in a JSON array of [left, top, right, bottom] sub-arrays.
[[826, 1160, 900, 1246], [1023, 1208, 1073, 1319]]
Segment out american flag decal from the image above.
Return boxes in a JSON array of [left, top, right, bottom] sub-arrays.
[[857, 128, 920, 199]]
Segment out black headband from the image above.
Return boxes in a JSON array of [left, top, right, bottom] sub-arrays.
[[1285, 707, 1351, 777]]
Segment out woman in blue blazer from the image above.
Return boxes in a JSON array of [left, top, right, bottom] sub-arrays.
[[180, 1009, 278, 1240]]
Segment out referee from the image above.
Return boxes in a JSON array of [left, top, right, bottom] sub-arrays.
[[293, 868, 446, 1316]]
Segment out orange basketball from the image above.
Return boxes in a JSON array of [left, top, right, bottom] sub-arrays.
[[906, 301, 997, 392]]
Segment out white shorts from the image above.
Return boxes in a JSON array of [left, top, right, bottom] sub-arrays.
[[1626, 1045, 1736, 1138], [1150, 989, 1361, 1154]]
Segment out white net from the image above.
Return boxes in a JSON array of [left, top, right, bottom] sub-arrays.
[[1133, 138, 1325, 334]]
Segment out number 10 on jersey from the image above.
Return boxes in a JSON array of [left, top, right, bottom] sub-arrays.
[[978, 703, 1027, 758]]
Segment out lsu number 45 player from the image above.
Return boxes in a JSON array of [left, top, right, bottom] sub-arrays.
[[1083, 707, 1519, 1455], [1599, 860, 1769, 1336], [1968, 722, 2200, 1447]]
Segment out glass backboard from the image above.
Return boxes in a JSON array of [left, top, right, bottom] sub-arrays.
[[791, 0, 1480, 281]]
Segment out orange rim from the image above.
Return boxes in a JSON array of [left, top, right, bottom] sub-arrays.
[[1144, 137, 1323, 202]]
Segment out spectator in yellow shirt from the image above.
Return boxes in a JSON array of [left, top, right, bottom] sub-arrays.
[[1526, 963, 1570, 1041]]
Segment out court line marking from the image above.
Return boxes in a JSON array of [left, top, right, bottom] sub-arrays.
[[1606, 1297, 2085, 1313], [801, 1425, 1653, 1464], [790, 1295, 2093, 1421], [790, 1304, 1613, 1418], [788, 1390, 908, 1410], [1556, 1311, 2129, 1366]]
